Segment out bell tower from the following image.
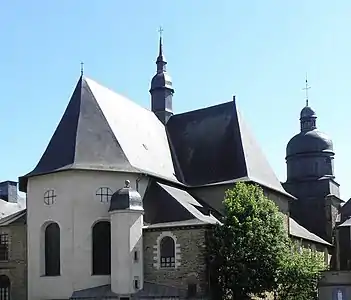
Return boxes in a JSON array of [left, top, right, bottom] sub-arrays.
[[149, 28, 174, 124]]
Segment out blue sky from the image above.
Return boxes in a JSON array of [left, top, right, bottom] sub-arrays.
[[0, 1, 350, 199]]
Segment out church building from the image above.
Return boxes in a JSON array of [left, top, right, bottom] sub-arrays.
[[17, 35, 332, 300]]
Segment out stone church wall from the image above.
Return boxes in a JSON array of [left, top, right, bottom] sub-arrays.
[[143, 226, 209, 297], [0, 217, 27, 300]]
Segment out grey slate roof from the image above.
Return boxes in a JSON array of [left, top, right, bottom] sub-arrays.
[[19, 76, 178, 191], [166, 100, 291, 197], [143, 181, 220, 226], [339, 218, 351, 227], [70, 282, 183, 299], [19, 76, 290, 201], [287, 129, 334, 157], [289, 217, 331, 246], [0, 209, 26, 226]]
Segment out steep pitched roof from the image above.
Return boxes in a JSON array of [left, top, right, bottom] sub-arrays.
[[19, 76, 178, 191], [143, 181, 219, 225], [166, 100, 289, 196], [0, 195, 26, 219], [19, 76, 288, 198], [289, 217, 331, 246], [0, 209, 26, 226]]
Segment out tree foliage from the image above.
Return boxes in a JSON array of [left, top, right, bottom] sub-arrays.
[[275, 243, 326, 300], [208, 182, 289, 299], [208, 182, 327, 300]]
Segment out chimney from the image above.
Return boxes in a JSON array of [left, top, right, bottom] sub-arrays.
[[0, 181, 18, 203]]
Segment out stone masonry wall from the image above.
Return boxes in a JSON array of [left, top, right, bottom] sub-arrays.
[[0, 218, 27, 300], [143, 226, 209, 297]]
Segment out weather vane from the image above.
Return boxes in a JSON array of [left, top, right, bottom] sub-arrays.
[[302, 73, 311, 106]]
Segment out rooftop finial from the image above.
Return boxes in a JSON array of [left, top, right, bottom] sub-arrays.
[[156, 27, 167, 73], [302, 73, 311, 106], [80, 62, 84, 76], [158, 26, 164, 57]]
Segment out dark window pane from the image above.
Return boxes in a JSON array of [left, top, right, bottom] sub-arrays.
[[0, 275, 10, 300], [45, 223, 60, 276], [160, 236, 175, 268], [92, 221, 111, 275]]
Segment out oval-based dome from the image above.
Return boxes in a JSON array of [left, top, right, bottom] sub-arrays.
[[287, 129, 334, 157]]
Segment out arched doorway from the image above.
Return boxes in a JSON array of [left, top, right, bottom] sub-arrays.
[[0, 275, 10, 300]]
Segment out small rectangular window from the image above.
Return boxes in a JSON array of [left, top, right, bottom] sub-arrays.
[[0, 234, 9, 261], [134, 277, 139, 290], [134, 250, 138, 262]]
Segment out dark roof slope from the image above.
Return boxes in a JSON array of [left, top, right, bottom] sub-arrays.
[[143, 181, 219, 225], [19, 76, 178, 192], [167, 101, 245, 185], [167, 99, 289, 196], [19, 77, 134, 190]]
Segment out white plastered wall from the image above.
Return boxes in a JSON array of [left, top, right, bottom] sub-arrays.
[[26, 169, 149, 300]]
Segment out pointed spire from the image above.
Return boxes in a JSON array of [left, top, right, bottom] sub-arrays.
[[80, 62, 84, 76], [156, 27, 167, 73], [150, 27, 174, 125]]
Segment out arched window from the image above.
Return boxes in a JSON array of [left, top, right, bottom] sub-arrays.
[[92, 221, 111, 275], [0, 275, 10, 300], [45, 222, 60, 276], [160, 236, 175, 268]]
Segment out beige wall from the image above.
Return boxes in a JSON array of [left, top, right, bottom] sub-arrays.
[[191, 183, 290, 232], [143, 226, 208, 297], [0, 217, 27, 300], [292, 237, 331, 266], [191, 183, 290, 215]]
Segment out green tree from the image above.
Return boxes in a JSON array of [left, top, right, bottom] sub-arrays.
[[275, 243, 326, 300], [208, 182, 289, 300]]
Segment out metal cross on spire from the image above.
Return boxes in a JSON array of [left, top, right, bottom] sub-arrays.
[[158, 26, 164, 38], [302, 74, 311, 106], [80, 62, 84, 76]]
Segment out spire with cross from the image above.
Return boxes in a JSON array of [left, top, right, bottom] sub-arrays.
[[150, 26, 174, 125], [156, 26, 167, 72], [158, 26, 163, 38], [302, 74, 311, 106]]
